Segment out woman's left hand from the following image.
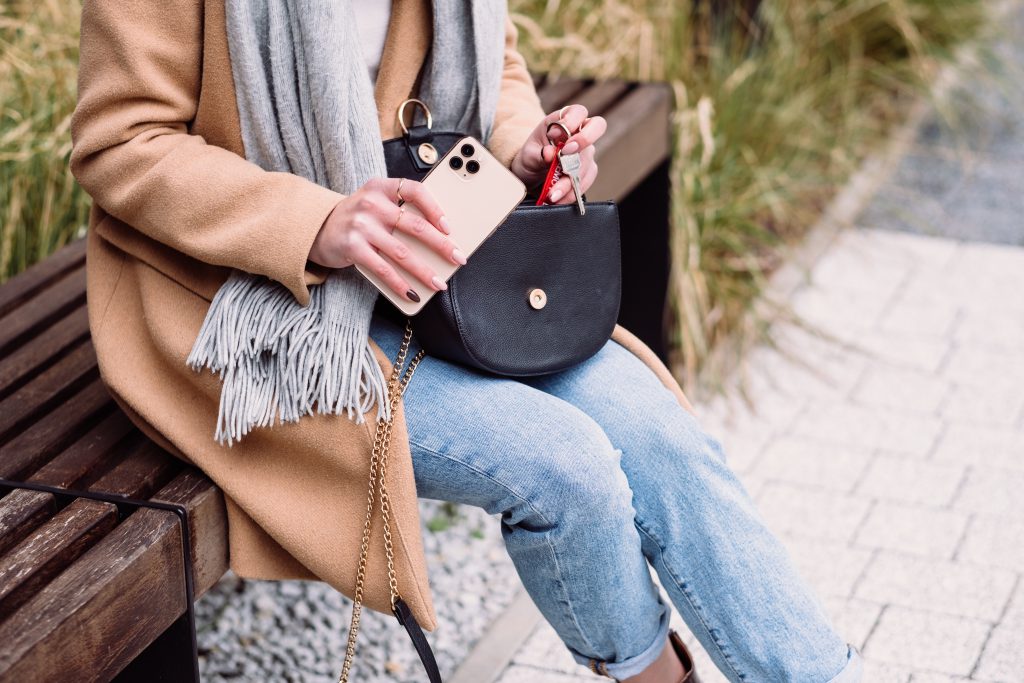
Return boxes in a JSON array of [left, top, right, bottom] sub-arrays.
[[509, 104, 607, 205]]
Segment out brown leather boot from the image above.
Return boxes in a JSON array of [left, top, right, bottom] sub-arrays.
[[667, 629, 702, 683]]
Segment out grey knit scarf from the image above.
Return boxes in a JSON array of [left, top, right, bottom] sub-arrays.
[[188, 0, 506, 446]]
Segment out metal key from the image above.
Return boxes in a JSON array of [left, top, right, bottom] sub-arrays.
[[557, 149, 587, 215]]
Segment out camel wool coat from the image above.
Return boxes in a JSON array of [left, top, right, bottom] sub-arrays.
[[69, 0, 696, 632]]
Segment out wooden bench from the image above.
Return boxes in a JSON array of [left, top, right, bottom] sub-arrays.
[[0, 75, 673, 682]]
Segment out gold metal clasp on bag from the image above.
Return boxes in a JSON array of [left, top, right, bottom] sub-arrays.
[[528, 288, 547, 309], [396, 98, 438, 164]]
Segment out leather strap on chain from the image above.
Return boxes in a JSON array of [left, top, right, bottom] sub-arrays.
[[339, 319, 436, 683]]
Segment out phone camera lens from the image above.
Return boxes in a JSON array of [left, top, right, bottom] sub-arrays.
[[460, 143, 475, 157], [449, 156, 464, 170], [465, 160, 480, 174]]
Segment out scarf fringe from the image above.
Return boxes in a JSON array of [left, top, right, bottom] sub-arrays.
[[187, 272, 391, 447]]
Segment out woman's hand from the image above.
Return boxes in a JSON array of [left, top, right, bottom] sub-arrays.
[[509, 104, 607, 205], [309, 177, 467, 303]]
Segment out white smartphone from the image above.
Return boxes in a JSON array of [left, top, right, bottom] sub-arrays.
[[356, 136, 527, 316]]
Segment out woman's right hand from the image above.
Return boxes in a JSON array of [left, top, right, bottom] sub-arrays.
[[309, 177, 467, 302]]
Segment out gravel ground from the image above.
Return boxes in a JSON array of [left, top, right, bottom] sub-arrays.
[[195, 499, 522, 682]]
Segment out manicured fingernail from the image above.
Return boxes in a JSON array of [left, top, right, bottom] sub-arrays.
[[431, 275, 447, 291], [549, 189, 563, 202], [439, 215, 451, 234], [452, 248, 467, 265], [406, 289, 420, 302], [562, 141, 579, 154]]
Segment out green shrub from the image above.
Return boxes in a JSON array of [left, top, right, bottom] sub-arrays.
[[1, 0, 87, 281]]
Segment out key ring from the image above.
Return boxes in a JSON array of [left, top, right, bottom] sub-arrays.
[[546, 120, 574, 147]]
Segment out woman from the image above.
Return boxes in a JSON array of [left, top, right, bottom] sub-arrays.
[[69, 0, 863, 681]]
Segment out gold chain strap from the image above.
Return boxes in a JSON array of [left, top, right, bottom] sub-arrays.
[[339, 319, 426, 683]]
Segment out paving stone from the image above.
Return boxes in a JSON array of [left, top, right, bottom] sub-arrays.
[[953, 306, 1024, 351], [953, 466, 1024, 517], [941, 345, 1024, 388], [853, 501, 968, 559], [932, 422, 1024, 472], [776, 537, 874, 598], [749, 435, 873, 493], [756, 482, 872, 543], [809, 238, 911, 296], [957, 514, 1024, 571], [793, 403, 944, 456], [1001, 580, 1024, 627], [511, 622, 585, 675], [855, 552, 1016, 621], [855, 456, 966, 507], [496, 664, 591, 683], [974, 623, 1024, 682], [861, 659, 914, 683], [852, 366, 949, 415], [940, 380, 1024, 426], [839, 331, 951, 376], [899, 250, 1024, 314], [820, 597, 884, 650], [790, 286, 891, 337], [875, 291, 961, 339], [744, 344, 869, 403], [862, 606, 990, 674], [909, 673, 973, 683]]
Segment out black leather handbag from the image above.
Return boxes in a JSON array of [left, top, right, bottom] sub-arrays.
[[376, 99, 622, 376]]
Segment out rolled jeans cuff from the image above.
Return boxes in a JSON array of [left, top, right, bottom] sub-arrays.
[[568, 597, 672, 680], [826, 643, 864, 683]]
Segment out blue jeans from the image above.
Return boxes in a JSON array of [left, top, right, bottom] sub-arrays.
[[370, 313, 863, 682]]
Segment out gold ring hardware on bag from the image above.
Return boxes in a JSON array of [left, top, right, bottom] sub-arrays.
[[397, 98, 439, 165], [397, 98, 433, 134], [338, 319, 426, 683], [528, 288, 547, 310]]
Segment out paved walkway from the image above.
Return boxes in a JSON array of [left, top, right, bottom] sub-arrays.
[[491, 11, 1024, 683], [498, 225, 1024, 683]]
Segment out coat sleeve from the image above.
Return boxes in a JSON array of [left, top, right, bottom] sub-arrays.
[[487, 15, 548, 169], [69, 0, 343, 306]]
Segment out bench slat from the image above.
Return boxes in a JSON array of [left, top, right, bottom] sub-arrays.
[[32, 411, 140, 490], [0, 341, 98, 445], [151, 470, 229, 598], [0, 499, 118, 621], [538, 76, 590, 112], [0, 380, 113, 480], [588, 83, 673, 201], [573, 80, 633, 119], [0, 267, 86, 358], [89, 442, 184, 500], [0, 306, 90, 400], [0, 507, 186, 682], [0, 413, 139, 556], [0, 240, 86, 319], [0, 492, 56, 558]]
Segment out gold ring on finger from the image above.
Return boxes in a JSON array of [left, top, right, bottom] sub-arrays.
[[558, 105, 572, 119], [393, 206, 405, 233], [396, 178, 406, 204]]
